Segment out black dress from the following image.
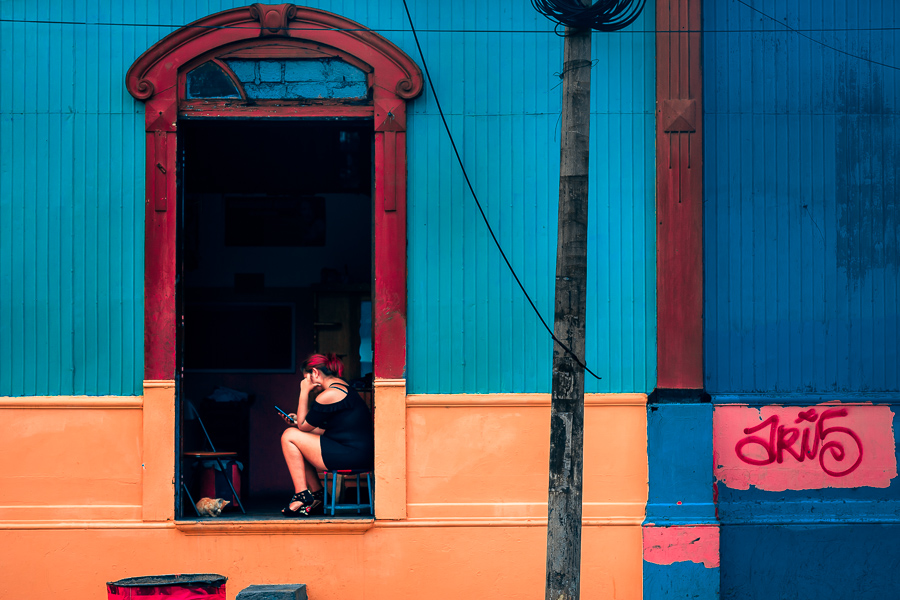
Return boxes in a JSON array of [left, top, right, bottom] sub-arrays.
[[304, 384, 374, 471]]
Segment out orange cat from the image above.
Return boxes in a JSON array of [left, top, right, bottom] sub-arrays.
[[195, 497, 230, 517]]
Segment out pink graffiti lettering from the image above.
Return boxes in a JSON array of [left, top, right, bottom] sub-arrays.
[[714, 404, 896, 491], [734, 408, 863, 477]]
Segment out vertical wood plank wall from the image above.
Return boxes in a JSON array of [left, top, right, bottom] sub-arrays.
[[703, 0, 899, 394], [704, 3, 900, 596], [0, 0, 657, 396], [405, 4, 657, 393], [0, 1, 148, 395]]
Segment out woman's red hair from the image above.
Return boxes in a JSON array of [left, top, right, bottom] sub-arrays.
[[303, 353, 344, 378]]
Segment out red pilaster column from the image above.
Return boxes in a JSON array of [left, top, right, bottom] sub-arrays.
[[373, 99, 408, 380], [656, 0, 704, 389], [144, 89, 178, 381]]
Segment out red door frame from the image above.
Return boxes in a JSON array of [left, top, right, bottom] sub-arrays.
[[126, 3, 423, 382]]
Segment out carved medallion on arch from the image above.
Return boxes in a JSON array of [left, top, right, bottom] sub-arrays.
[[126, 5, 423, 382], [249, 3, 298, 36]]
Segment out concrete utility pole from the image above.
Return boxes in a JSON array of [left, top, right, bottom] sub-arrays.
[[546, 16, 591, 600]]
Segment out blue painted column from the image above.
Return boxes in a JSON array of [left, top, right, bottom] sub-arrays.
[[644, 392, 720, 599]]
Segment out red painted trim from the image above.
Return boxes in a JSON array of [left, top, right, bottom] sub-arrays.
[[179, 105, 375, 119], [208, 58, 249, 101], [127, 4, 422, 380], [144, 131, 178, 379], [373, 130, 408, 377], [656, 0, 703, 389], [126, 5, 423, 103]]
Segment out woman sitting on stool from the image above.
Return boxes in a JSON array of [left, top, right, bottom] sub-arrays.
[[280, 353, 374, 516]]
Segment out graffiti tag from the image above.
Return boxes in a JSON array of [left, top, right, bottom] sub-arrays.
[[714, 404, 896, 491], [735, 407, 862, 477]]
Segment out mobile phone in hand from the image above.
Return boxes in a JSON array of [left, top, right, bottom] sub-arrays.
[[275, 405, 295, 423]]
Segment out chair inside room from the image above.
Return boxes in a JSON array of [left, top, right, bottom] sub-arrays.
[[182, 401, 246, 515]]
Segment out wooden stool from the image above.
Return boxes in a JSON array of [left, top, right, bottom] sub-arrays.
[[322, 470, 373, 516]]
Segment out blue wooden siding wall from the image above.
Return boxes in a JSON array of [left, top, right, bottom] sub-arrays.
[[405, 4, 656, 393], [0, 2, 150, 396], [704, 2, 900, 598], [0, 0, 656, 397], [704, 0, 900, 395]]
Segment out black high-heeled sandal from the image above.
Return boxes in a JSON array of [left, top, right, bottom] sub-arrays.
[[281, 489, 323, 517], [310, 489, 324, 515]]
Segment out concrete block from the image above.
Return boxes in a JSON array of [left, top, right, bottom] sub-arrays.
[[258, 60, 284, 82], [244, 83, 289, 99], [284, 59, 327, 82], [327, 81, 367, 98], [226, 59, 257, 83], [236, 584, 308, 600], [287, 82, 327, 99], [328, 59, 366, 83]]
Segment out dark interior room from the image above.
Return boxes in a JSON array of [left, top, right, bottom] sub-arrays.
[[177, 119, 374, 517]]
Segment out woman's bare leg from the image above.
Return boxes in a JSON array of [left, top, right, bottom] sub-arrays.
[[305, 461, 322, 493], [281, 428, 326, 510]]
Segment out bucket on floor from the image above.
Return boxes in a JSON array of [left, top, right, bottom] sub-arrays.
[[197, 459, 242, 506], [107, 574, 226, 599]]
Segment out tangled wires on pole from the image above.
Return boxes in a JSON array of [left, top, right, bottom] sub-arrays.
[[531, 0, 646, 32]]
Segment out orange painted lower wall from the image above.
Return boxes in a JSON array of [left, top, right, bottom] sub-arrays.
[[0, 397, 144, 521], [405, 394, 649, 521], [0, 523, 642, 599], [0, 391, 647, 599]]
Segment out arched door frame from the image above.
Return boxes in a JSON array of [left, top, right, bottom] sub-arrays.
[[127, 3, 422, 520], [127, 2, 421, 382]]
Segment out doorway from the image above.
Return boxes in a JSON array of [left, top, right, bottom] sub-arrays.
[[176, 119, 374, 517]]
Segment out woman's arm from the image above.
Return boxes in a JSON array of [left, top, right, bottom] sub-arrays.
[[291, 373, 324, 433]]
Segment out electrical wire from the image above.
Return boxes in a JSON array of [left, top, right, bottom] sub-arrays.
[[3, 17, 900, 34], [6, 0, 895, 73], [400, 0, 602, 380], [735, 0, 900, 72], [531, 0, 646, 32]]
